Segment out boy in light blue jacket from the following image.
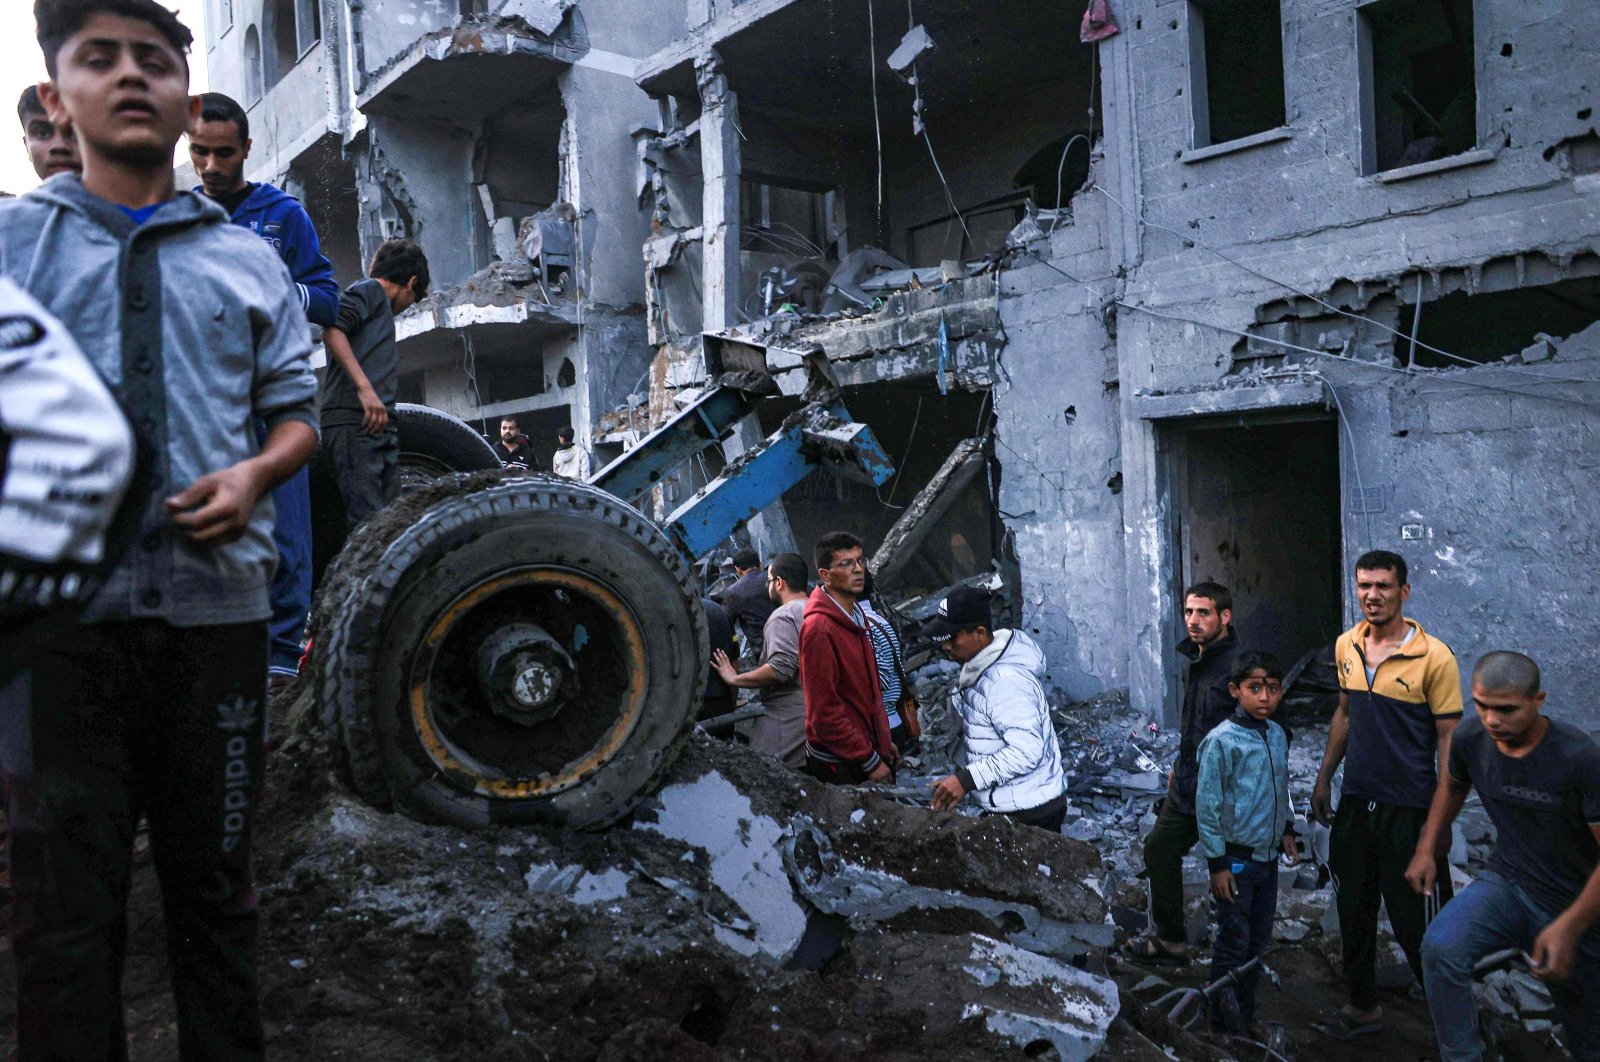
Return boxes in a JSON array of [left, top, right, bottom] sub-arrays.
[[1196, 650, 1299, 1034]]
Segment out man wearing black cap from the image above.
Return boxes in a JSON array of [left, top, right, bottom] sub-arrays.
[[925, 587, 1068, 831]]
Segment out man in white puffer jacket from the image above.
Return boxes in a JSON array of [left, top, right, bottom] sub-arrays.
[[924, 587, 1069, 832]]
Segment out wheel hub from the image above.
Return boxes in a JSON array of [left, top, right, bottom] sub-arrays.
[[474, 622, 576, 725]]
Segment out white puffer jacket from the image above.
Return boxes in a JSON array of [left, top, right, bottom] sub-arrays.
[[955, 629, 1067, 813]]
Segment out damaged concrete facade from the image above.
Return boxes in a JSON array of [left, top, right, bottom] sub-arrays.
[[220, 0, 1600, 722], [630, 0, 1600, 723], [207, 0, 682, 464]]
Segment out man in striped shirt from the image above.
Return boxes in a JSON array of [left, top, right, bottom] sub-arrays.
[[862, 570, 920, 753]]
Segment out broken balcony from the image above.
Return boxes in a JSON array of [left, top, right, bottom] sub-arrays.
[[355, 7, 584, 125]]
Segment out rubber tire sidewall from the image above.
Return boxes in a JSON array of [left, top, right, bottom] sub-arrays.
[[394, 402, 500, 475], [367, 480, 706, 829]]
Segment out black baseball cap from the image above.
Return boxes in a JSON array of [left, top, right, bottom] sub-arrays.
[[920, 586, 993, 642]]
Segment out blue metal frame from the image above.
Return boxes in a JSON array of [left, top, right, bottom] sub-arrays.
[[587, 384, 894, 563]]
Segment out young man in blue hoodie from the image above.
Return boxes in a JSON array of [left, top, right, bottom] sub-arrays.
[[0, 2, 317, 1056], [1195, 650, 1298, 1035], [190, 91, 338, 691]]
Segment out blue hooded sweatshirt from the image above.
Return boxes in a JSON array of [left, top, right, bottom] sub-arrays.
[[229, 183, 339, 328]]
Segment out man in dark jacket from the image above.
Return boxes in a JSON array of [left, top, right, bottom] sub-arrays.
[[189, 92, 338, 692], [799, 532, 899, 784], [718, 548, 776, 660], [492, 415, 538, 470], [1125, 581, 1246, 964]]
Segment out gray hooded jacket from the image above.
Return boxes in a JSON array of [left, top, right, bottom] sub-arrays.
[[0, 177, 317, 626]]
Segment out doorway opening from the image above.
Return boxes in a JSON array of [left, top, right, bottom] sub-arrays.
[[1163, 414, 1343, 686]]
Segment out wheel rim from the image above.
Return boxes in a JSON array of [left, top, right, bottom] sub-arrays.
[[404, 567, 649, 799], [399, 452, 458, 494]]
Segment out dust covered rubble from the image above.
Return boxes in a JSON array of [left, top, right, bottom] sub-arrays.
[[258, 687, 1160, 1061]]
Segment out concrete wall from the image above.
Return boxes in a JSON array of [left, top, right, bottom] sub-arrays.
[[992, 190, 1128, 701]]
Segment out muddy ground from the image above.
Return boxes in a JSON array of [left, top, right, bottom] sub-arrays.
[[0, 679, 1577, 1061]]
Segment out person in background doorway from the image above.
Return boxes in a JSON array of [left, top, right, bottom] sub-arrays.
[[1411, 651, 1600, 1062], [493, 415, 537, 470], [717, 547, 776, 662], [1312, 550, 1462, 1042], [1125, 580, 1246, 966], [711, 551, 810, 769], [861, 568, 919, 754], [189, 91, 338, 694], [18, 84, 79, 180], [799, 531, 899, 785], [321, 239, 429, 529], [1196, 651, 1297, 1036], [552, 425, 591, 480], [925, 586, 1067, 832]]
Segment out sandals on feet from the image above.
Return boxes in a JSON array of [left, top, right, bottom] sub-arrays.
[[1119, 935, 1191, 967], [1312, 1010, 1384, 1041]]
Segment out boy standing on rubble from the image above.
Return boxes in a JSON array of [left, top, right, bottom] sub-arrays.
[[1408, 651, 1600, 1062], [0, 1, 318, 1054], [1196, 651, 1297, 1035], [925, 587, 1068, 832], [321, 238, 429, 528]]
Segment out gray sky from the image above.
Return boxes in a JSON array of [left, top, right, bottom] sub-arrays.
[[0, 1, 211, 195]]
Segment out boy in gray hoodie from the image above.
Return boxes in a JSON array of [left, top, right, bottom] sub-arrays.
[[0, 3, 316, 1057], [1195, 650, 1298, 1034]]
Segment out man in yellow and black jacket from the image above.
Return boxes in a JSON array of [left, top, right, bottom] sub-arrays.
[[1311, 550, 1463, 1043]]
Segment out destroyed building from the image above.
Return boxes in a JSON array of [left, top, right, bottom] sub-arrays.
[[628, 0, 1600, 724], [206, 0, 682, 469], [224, 0, 1600, 725]]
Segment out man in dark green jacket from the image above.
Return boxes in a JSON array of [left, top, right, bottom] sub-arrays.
[[1124, 581, 1246, 964]]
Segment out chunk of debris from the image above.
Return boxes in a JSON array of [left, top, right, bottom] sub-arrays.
[[633, 768, 809, 962], [886, 24, 936, 74], [854, 932, 1119, 1062]]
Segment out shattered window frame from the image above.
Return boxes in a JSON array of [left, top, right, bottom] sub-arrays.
[[1356, 0, 1481, 176], [1186, 0, 1289, 150]]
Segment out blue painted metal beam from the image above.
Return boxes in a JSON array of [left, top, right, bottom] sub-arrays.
[[663, 405, 894, 560], [588, 387, 755, 501], [663, 423, 815, 560]]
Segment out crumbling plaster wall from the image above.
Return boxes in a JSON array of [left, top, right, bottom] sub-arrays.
[[992, 194, 1127, 702], [359, 117, 480, 289]]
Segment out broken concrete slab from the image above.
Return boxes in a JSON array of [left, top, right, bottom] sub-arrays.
[[871, 436, 988, 588], [853, 932, 1118, 1062], [633, 768, 809, 963]]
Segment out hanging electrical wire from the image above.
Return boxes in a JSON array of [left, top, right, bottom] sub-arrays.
[[1092, 181, 1592, 382], [867, 0, 884, 233], [1024, 255, 1600, 410]]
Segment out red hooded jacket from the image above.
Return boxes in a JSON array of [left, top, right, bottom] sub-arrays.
[[799, 586, 893, 773]]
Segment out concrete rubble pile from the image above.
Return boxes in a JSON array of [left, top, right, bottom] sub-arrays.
[[246, 685, 1256, 1061]]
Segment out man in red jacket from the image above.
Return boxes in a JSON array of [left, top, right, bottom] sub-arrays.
[[800, 531, 901, 784]]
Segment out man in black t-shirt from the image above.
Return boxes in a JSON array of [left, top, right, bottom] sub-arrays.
[[492, 415, 537, 470], [1406, 651, 1600, 1062]]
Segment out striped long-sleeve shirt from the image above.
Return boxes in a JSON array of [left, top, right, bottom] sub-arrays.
[[861, 602, 905, 729]]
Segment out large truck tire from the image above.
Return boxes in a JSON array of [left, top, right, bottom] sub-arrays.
[[314, 473, 707, 829], [310, 403, 501, 591]]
